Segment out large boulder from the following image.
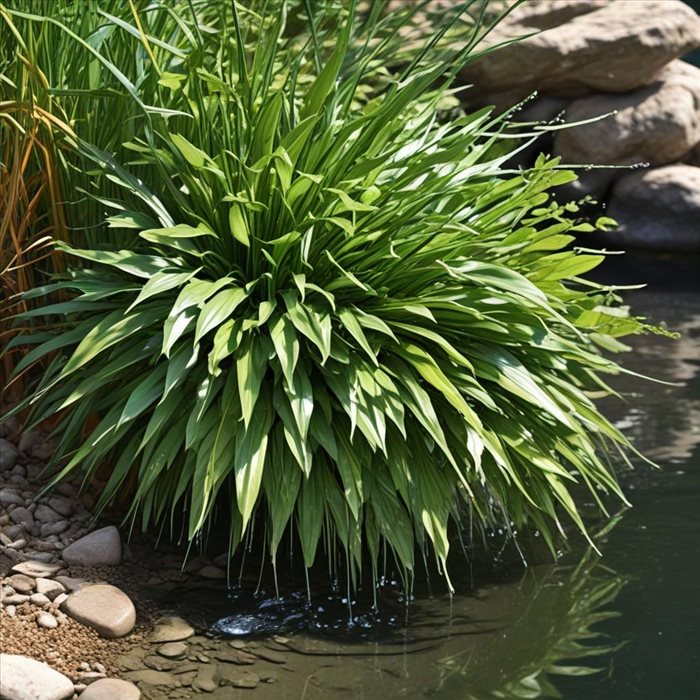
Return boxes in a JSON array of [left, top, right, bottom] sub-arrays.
[[0, 654, 74, 700], [461, 1, 700, 101], [606, 165, 700, 252], [555, 61, 700, 167]]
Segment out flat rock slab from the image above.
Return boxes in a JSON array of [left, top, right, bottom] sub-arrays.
[[0, 654, 75, 700], [62, 584, 136, 638], [78, 678, 141, 700], [148, 616, 195, 643], [62, 526, 121, 567], [123, 670, 176, 687], [157, 642, 188, 658], [11, 561, 61, 578]]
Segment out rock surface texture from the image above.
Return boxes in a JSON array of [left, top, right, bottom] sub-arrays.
[[0, 654, 75, 700], [462, 0, 700, 98], [61, 525, 122, 567], [458, 0, 700, 251], [62, 584, 136, 638], [555, 61, 700, 167], [606, 165, 700, 252], [77, 678, 141, 700]]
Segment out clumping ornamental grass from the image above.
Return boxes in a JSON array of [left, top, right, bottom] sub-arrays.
[[3, 0, 661, 594]]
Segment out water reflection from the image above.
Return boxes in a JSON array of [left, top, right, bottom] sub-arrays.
[[204, 536, 627, 700], [435, 549, 625, 699]]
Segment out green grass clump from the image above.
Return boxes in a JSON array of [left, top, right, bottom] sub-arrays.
[[4, 1, 654, 590]]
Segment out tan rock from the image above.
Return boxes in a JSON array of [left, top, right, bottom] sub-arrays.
[[461, 1, 700, 99], [5, 574, 35, 594], [78, 678, 141, 700], [555, 61, 700, 169], [62, 584, 136, 638], [148, 616, 195, 643]]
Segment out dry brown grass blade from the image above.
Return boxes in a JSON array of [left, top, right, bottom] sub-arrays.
[[0, 98, 72, 386]]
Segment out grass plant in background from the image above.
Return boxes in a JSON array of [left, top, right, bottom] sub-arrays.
[[2, 0, 661, 596]]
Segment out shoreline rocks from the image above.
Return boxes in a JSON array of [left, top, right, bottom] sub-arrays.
[[462, 0, 700, 98], [459, 0, 700, 251]]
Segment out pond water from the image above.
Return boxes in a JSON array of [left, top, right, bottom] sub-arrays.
[[142, 255, 700, 699]]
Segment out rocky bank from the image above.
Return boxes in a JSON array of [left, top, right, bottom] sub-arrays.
[[0, 420, 288, 700], [461, 0, 700, 252]]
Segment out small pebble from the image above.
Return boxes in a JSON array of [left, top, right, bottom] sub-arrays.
[[158, 642, 188, 658], [30, 593, 51, 607], [5, 574, 35, 593], [37, 611, 58, 629]]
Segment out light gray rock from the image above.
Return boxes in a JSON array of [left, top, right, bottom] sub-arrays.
[[76, 672, 106, 685], [148, 616, 195, 643], [504, 0, 608, 30], [21, 550, 56, 563], [5, 525, 27, 540], [8, 507, 33, 529], [192, 664, 218, 693], [34, 505, 63, 524], [2, 593, 30, 605], [11, 560, 61, 578], [8, 538, 27, 550], [0, 653, 74, 700], [555, 61, 700, 172], [0, 487, 24, 507], [53, 593, 69, 606], [461, 0, 700, 99], [607, 165, 700, 252], [0, 438, 19, 470], [78, 678, 141, 700], [53, 575, 87, 593], [61, 526, 121, 567], [37, 611, 58, 629], [30, 592, 51, 607], [62, 584, 136, 638], [35, 578, 66, 600], [46, 496, 75, 518]]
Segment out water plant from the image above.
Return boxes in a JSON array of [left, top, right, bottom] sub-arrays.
[[4, 0, 656, 592]]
